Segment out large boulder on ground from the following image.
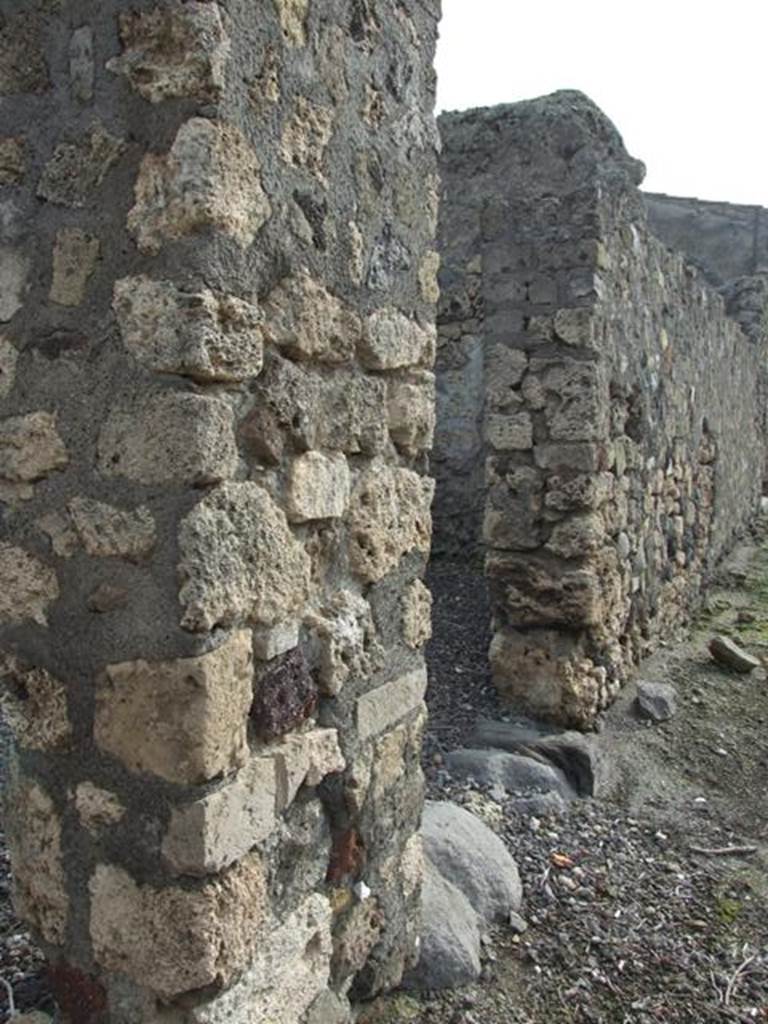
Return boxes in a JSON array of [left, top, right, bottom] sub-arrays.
[[445, 747, 571, 799], [421, 800, 522, 924], [402, 859, 481, 991], [635, 681, 677, 722]]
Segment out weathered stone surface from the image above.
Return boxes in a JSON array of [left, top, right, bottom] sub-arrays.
[[0, 412, 68, 485], [95, 631, 253, 784], [6, 773, 68, 945], [402, 579, 432, 649], [332, 897, 383, 983], [128, 118, 270, 254], [348, 461, 433, 583], [0, 336, 19, 399], [113, 276, 264, 383], [445, 748, 571, 798], [275, 0, 309, 47], [0, 137, 26, 184], [360, 310, 435, 370], [75, 783, 126, 834], [546, 513, 606, 559], [186, 894, 332, 1023], [68, 497, 155, 560], [0, 655, 71, 751], [50, 228, 100, 306], [273, 727, 346, 808], [178, 482, 311, 631], [97, 392, 237, 486], [252, 619, 299, 661], [89, 853, 267, 999], [402, 860, 480, 991], [709, 634, 761, 673], [0, 545, 59, 626], [251, 647, 317, 741], [422, 801, 522, 924], [306, 590, 380, 695], [107, 3, 230, 103], [0, 15, 49, 95], [418, 250, 441, 303], [304, 991, 350, 1024], [285, 451, 351, 522], [485, 411, 533, 451], [38, 123, 126, 207], [163, 754, 278, 876], [635, 681, 677, 722], [69, 25, 94, 103], [0, 249, 30, 322], [280, 97, 334, 182], [263, 269, 360, 365], [387, 373, 436, 456], [356, 668, 427, 741]]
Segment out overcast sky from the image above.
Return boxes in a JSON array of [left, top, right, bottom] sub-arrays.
[[435, 0, 767, 207]]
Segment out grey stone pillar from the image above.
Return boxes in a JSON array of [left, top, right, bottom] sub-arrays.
[[0, 2, 439, 1020]]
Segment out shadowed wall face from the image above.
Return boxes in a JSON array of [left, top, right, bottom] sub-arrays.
[[0, 2, 439, 1020], [436, 93, 765, 728]]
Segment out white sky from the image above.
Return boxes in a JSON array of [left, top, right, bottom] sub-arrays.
[[435, 0, 768, 207]]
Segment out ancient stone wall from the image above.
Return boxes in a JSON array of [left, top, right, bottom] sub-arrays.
[[0, 2, 439, 1021], [436, 92, 765, 728]]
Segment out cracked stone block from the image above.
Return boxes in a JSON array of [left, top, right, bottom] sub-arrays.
[[89, 853, 267, 999], [0, 137, 26, 184], [356, 668, 428, 741], [0, 544, 59, 626], [128, 118, 271, 254], [347, 460, 433, 583], [280, 97, 334, 182], [97, 391, 237, 486], [263, 268, 361, 365], [0, 654, 71, 751], [0, 411, 68, 484], [250, 647, 317, 741], [0, 335, 18, 398], [67, 497, 156, 560], [178, 482, 311, 631], [387, 373, 436, 456], [38, 123, 126, 208], [75, 783, 126, 835], [285, 451, 351, 522], [113, 276, 263, 383], [305, 590, 380, 696], [50, 228, 99, 306], [402, 579, 432, 649], [0, 248, 30, 322], [6, 770, 68, 945], [107, 2, 230, 103], [360, 310, 436, 370], [95, 630, 254, 784]]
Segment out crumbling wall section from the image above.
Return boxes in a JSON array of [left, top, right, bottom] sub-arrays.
[[438, 93, 765, 727], [0, 2, 439, 1021]]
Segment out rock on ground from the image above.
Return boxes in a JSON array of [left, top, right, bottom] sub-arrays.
[[445, 748, 571, 799], [708, 634, 761, 673], [634, 681, 677, 722]]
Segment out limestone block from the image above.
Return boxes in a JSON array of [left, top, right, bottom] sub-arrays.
[[273, 727, 346, 809], [275, 0, 309, 46], [0, 544, 59, 625], [0, 248, 30, 321], [264, 270, 360, 365], [486, 346, 528, 410], [0, 137, 26, 184], [107, 3, 230, 103], [485, 462, 544, 551], [280, 97, 334, 182], [38, 123, 126, 207], [485, 412, 533, 451], [0, 335, 18, 398], [68, 497, 156, 560], [95, 631, 253, 784], [0, 655, 71, 751], [356, 668, 427, 741], [332, 898, 383, 982], [113, 276, 263, 383], [387, 372, 436, 455], [535, 362, 604, 442], [0, 411, 68, 484], [128, 118, 270, 254], [178, 482, 311, 631], [402, 579, 432, 649], [534, 442, 601, 473], [545, 513, 606, 559], [286, 451, 351, 522], [252, 619, 299, 661], [69, 25, 94, 103], [6, 772, 68, 945], [0, 16, 49, 94], [381, 833, 424, 902], [97, 392, 237, 486], [89, 853, 267, 999], [75, 783, 126, 834], [37, 511, 79, 557], [305, 590, 380, 695], [186, 894, 332, 1023], [360, 310, 435, 370], [348, 461, 433, 583], [487, 553, 603, 627], [418, 250, 441, 303], [50, 228, 100, 306], [162, 754, 279, 876], [553, 307, 597, 350]]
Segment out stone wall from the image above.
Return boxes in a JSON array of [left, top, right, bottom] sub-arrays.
[[0, 3, 439, 1021], [436, 92, 765, 728]]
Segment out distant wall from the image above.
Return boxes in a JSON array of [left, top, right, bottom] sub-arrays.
[[437, 93, 765, 728]]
